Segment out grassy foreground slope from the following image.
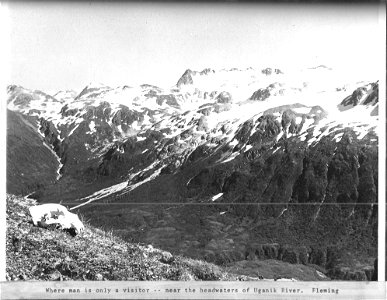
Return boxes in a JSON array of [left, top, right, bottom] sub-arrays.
[[6, 194, 252, 281], [6, 194, 331, 281]]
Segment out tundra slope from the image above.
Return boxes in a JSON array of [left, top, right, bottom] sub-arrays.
[[7, 66, 379, 280], [8, 194, 274, 281]]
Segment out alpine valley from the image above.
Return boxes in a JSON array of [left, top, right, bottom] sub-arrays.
[[6, 66, 379, 281]]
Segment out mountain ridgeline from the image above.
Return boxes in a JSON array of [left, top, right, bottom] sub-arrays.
[[7, 66, 379, 280]]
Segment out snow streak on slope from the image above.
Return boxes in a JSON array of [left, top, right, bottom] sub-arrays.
[[70, 161, 165, 209], [70, 181, 129, 210], [41, 141, 63, 180]]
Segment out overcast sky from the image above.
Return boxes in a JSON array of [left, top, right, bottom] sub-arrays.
[[5, 2, 382, 93]]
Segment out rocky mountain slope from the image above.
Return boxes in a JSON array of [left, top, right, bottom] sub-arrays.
[[6, 66, 379, 280]]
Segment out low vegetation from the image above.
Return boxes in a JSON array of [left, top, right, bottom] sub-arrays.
[[6, 194, 257, 281]]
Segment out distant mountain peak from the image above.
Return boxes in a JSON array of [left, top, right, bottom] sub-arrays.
[[76, 82, 111, 99], [7, 85, 21, 94], [176, 69, 196, 87]]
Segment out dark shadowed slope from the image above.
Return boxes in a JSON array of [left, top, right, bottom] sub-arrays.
[[7, 110, 59, 195]]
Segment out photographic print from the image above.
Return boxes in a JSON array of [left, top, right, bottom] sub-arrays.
[[2, 1, 385, 298]]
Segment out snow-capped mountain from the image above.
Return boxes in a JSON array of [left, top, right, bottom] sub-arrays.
[[6, 66, 379, 280]]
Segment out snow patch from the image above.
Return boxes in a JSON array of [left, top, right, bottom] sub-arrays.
[[353, 124, 375, 140], [276, 131, 284, 142], [244, 145, 253, 152], [333, 133, 344, 143], [298, 117, 315, 134], [68, 123, 80, 137], [220, 152, 239, 164], [229, 139, 238, 147], [211, 193, 223, 202], [131, 120, 141, 130], [88, 121, 96, 133], [299, 132, 308, 142]]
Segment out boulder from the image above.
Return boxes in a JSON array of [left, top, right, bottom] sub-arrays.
[[160, 251, 174, 264], [29, 204, 84, 235]]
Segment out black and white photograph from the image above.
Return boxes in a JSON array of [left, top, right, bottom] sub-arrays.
[[1, 0, 386, 298]]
